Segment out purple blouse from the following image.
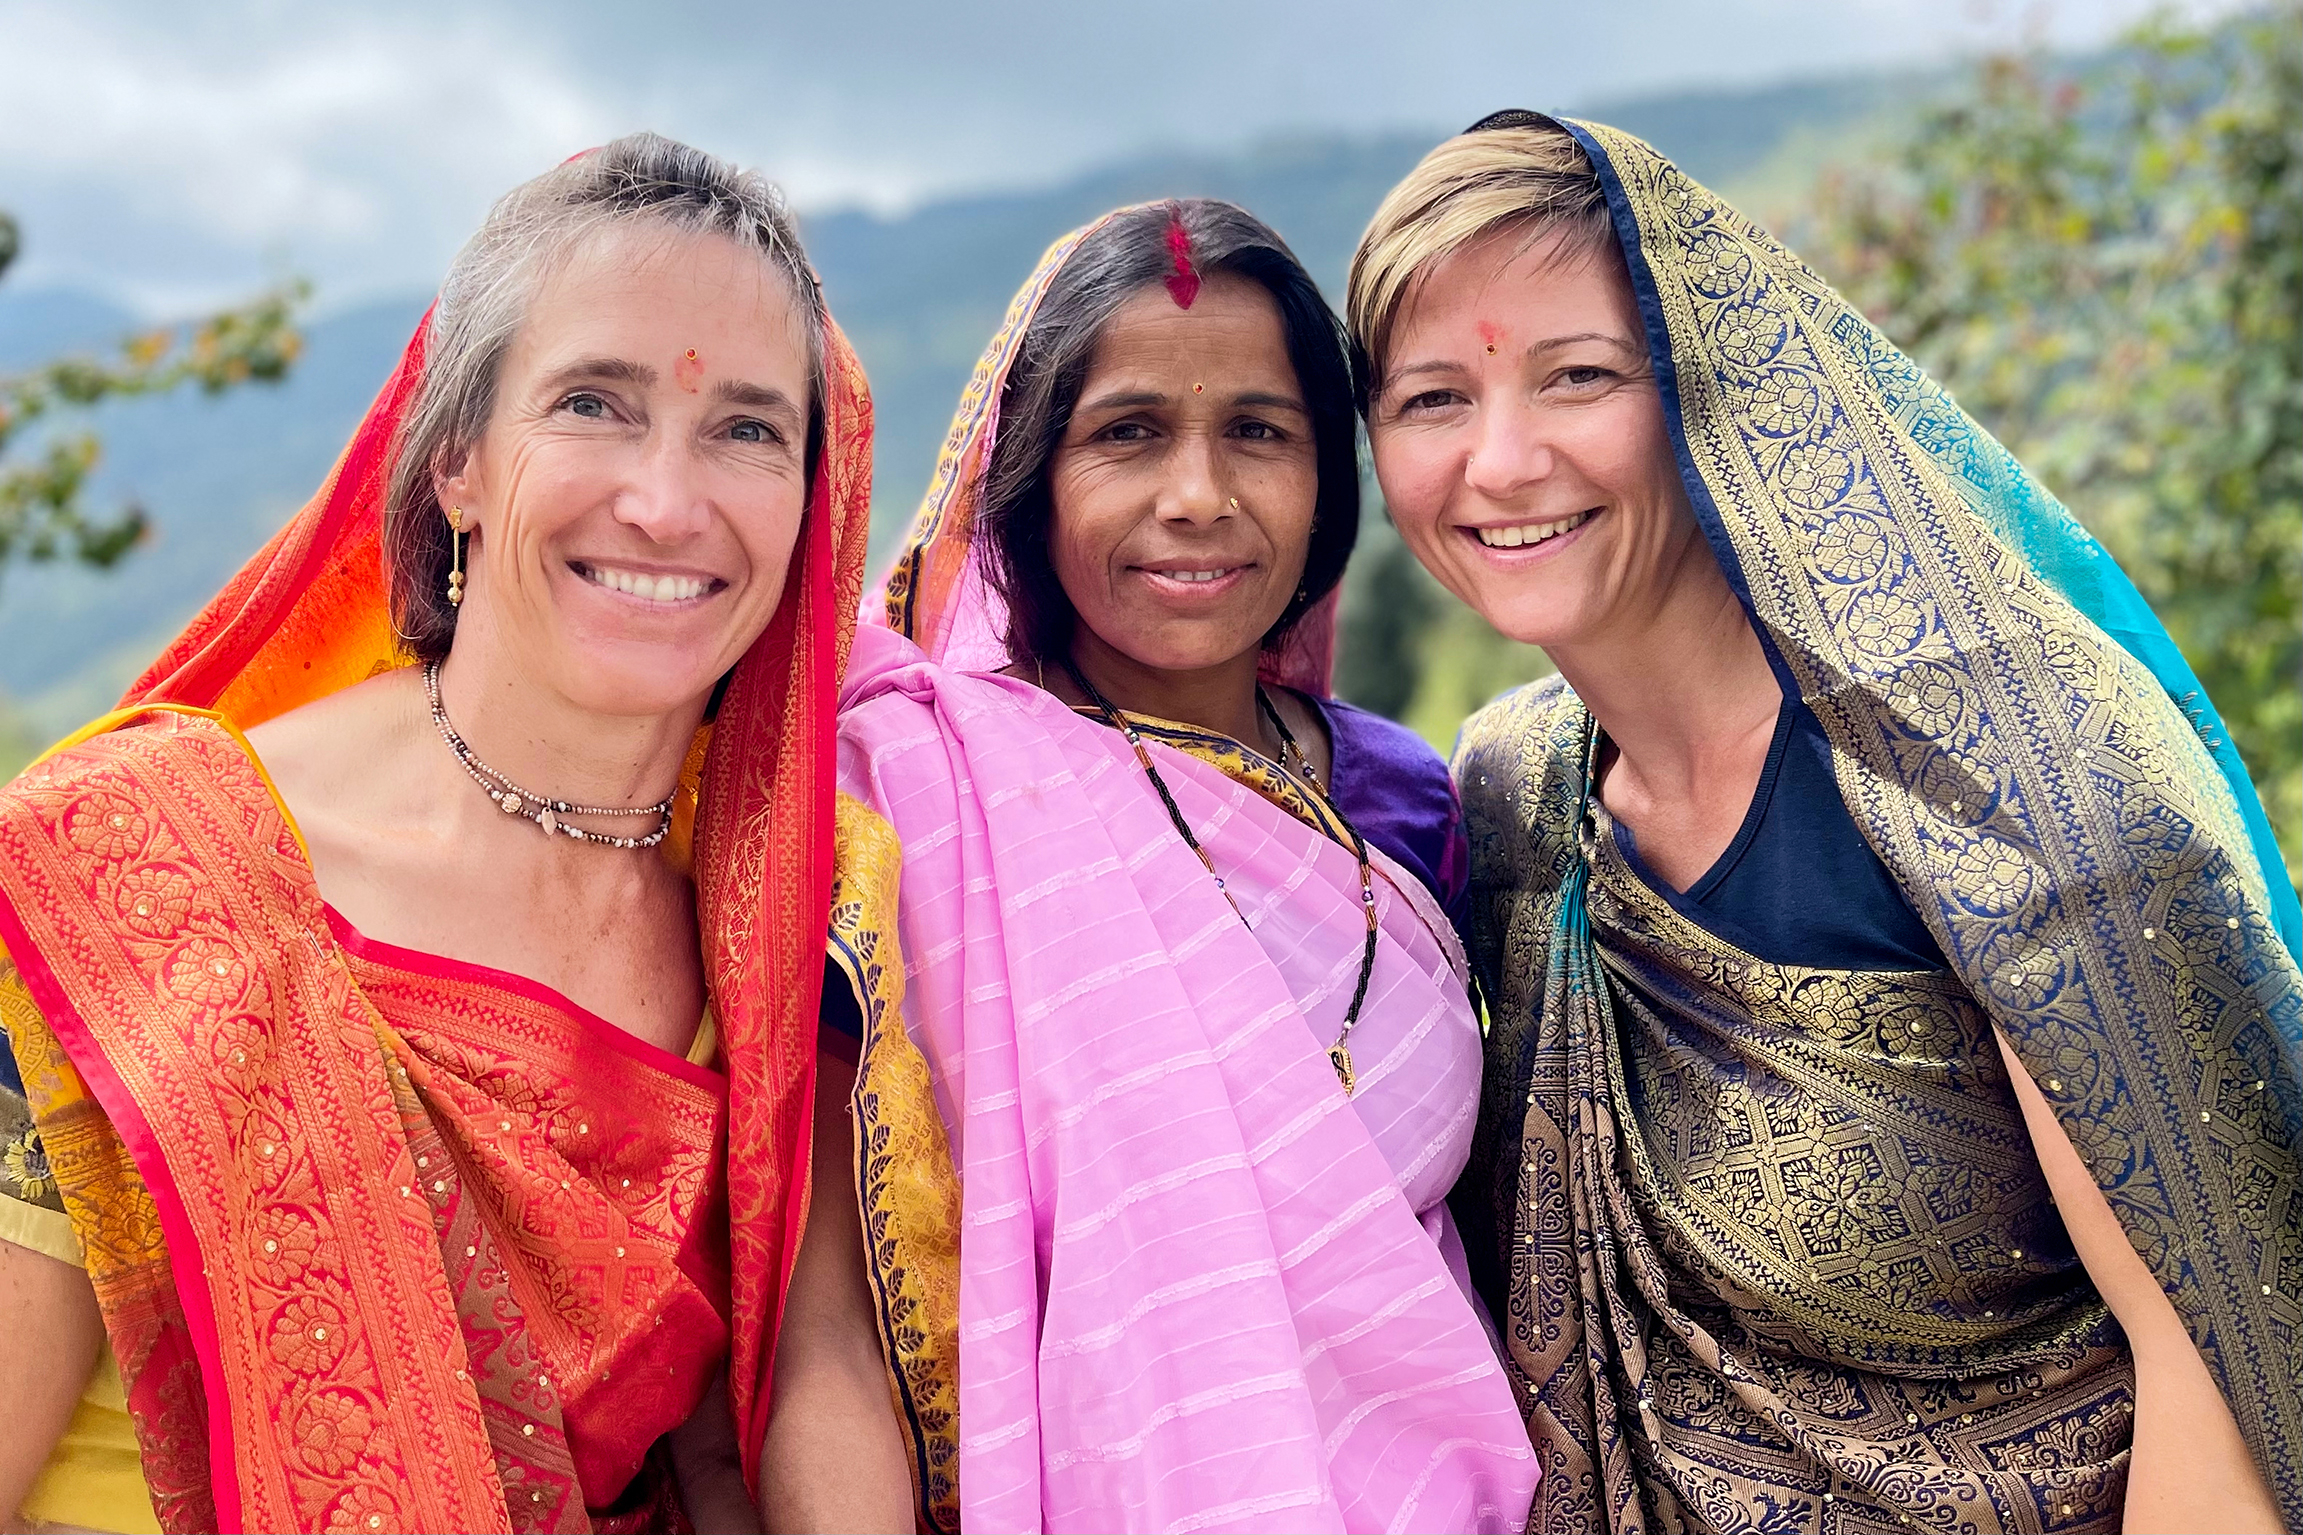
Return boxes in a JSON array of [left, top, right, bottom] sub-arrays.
[[1308, 695, 1470, 934]]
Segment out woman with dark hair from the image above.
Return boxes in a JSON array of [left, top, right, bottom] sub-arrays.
[[817, 199, 1539, 1532], [0, 134, 907, 1533]]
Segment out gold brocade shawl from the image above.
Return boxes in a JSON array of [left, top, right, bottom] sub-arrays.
[[1451, 120, 2303, 1532]]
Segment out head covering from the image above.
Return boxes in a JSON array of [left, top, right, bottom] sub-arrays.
[[1454, 113, 2303, 1525], [125, 288, 873, 1495], [871, 210, 1341, 694]]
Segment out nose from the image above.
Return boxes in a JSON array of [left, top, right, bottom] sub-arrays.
[[1154, 430, 1231, 527], [1462, 394, 1558, 502], [612, 434, 713, 544]]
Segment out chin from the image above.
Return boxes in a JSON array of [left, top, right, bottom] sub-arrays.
[[1459, 586, 1580, 651], [551, 647, 724, 720], [1107, 627, 1264, 676]]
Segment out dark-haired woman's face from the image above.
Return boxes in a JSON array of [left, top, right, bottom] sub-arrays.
[[1049, 274, 1318, 678]]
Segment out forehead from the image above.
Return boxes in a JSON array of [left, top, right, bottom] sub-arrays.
[[1085, 273, 1294, 377], [516, 224, 807, 367], [1395, 224, 1641, 348]]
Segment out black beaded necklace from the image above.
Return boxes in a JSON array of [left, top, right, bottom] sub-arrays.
[[1062, 659, 1378, 1095]]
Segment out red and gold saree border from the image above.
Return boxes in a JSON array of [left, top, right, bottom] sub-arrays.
[[324, 907, 727, 1096], [0, 709, 511, 1533]]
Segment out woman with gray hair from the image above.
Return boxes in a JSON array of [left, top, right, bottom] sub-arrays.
[[0, 133, 910, 1533]]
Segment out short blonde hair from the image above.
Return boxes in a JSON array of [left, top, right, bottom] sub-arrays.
[[1346, 123, 1613, 405]]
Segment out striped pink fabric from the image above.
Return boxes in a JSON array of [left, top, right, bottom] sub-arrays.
[[839, 624, 1537, 1534]]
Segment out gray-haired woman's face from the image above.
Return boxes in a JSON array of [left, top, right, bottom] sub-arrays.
[[1047, 273, 1318, 678], [437, 225, 812, 717]]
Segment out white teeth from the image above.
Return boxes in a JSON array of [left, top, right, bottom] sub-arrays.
[[582, 565, 708, 602], [1475, 512, 1590, 549], [1159, 569, 1232, 583]]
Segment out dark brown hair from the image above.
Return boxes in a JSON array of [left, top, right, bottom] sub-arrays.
[[977, 198, 1360, 664]]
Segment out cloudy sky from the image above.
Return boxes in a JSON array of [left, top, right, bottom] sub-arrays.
[[0, 0, 2236, 314]]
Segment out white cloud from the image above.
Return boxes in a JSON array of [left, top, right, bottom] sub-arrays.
[[0, 0, 2263, 315]]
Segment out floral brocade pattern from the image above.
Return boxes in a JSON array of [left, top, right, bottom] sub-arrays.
[[1459, 684, 2130, 1535], [690, 316, 875, 1468], [4, 973, 216, 1533], [1452, 121, 2303, 1532], [0, 711, 731, 1533]]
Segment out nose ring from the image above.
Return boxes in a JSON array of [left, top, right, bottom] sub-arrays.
[[1228, 496, 1240, 509]]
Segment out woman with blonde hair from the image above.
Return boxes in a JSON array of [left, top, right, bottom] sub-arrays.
[[1351, 112, 2300, 1530], [0, 134, 905, 1533]]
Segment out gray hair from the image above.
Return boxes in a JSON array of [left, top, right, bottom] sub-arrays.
[[385, 131, 826, 660]]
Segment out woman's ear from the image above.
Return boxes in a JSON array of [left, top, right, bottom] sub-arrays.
[[434, 450, 478, 528]]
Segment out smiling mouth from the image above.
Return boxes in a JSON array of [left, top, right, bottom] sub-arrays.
[[572, 561, 722, 604], [1151, 567, 1240, 583], [1473, 511, 1593, 548]]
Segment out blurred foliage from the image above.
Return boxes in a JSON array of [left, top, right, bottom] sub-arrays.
[[0, 209, 306, 590], [1796, 5, 2303, 877]]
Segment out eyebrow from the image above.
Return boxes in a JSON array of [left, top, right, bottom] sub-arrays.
[[1385, 331, 1644, 388], [539, 358, 801, 422], [713, 379, 805, 423], [1076, 387, 1309, 413], [1528, 331, 1643, 359], [540, 355, 656, 390]]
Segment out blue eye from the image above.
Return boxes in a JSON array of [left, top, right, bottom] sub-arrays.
[[730, 419, 768, 443], [565, 392, 609, 419]]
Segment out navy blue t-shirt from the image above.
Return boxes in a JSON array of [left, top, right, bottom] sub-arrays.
[[1615, 697, 1945, 971]]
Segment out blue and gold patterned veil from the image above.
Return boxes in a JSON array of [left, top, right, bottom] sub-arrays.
[[1534, 110, 2303, 1510]]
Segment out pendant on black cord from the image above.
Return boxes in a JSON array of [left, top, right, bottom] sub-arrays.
[[1329, 1043, 1356, 1096]]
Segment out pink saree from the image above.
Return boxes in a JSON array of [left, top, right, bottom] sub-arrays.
[[831, 213, 1537, 1534]]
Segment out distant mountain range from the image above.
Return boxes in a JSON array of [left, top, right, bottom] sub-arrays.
[[0, 70, 1929, 740]]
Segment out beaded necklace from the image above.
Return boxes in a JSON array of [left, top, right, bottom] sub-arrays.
[[1062, 659, 1377, 1095], [426, 661, 675, 850]]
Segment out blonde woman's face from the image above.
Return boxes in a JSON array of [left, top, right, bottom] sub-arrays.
[[1366, 224, 1706, 655], [439, 226, 811, 719]]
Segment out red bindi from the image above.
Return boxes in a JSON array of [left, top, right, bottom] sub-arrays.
[[675, 347, 704, 392], [1477, 320, 1502, 355]]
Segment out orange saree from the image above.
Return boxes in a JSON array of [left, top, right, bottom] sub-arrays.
[[0, 302, 873, 1533]]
